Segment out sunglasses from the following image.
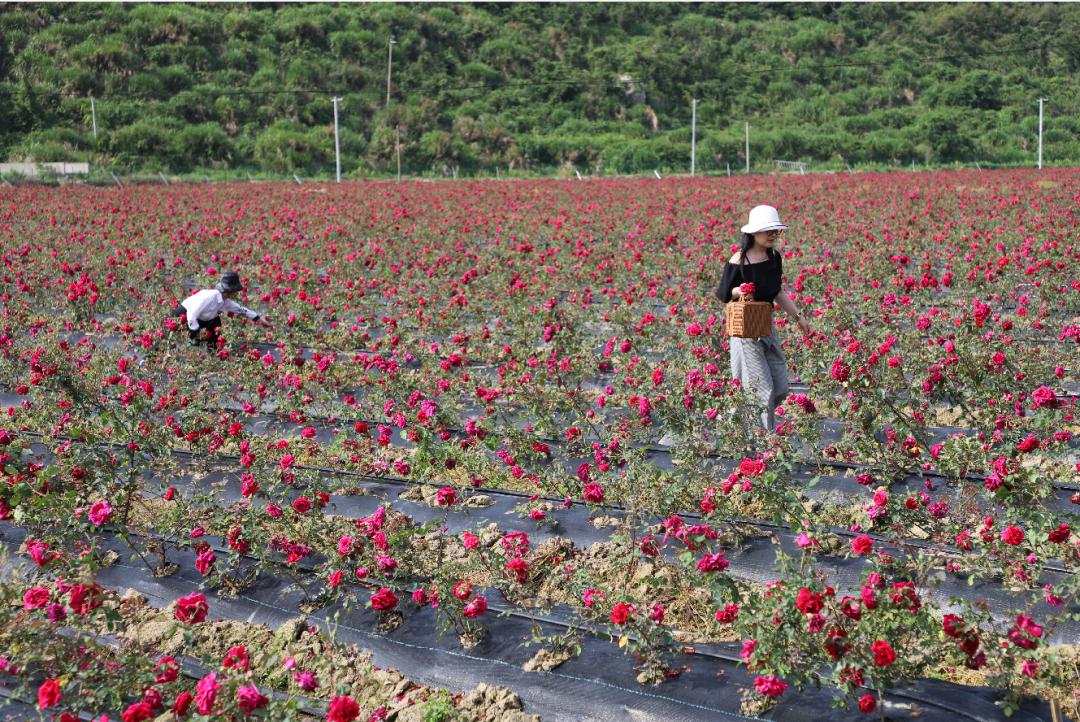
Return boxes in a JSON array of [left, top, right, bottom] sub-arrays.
[[763, 229, 784, 237]]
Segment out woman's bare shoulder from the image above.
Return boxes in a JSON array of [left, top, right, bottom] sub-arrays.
[[727, 252, 743, 264]]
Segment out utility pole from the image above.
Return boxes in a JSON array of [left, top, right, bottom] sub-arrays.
[[332, 96, 342, 183], [690, 98, 698, 177], [1037, 97, 1047, 169], [90, 95, 98, 139], [386, 37, 396, 109], [744, 122, 750, 173], [395, 127, 402, 182]]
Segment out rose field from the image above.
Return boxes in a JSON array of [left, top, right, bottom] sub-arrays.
[[0, 168, 1078, 721]]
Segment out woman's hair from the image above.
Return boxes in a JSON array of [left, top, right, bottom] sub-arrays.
[[738, 232, 778, 274]]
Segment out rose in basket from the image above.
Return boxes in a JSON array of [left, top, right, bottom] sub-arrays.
[[738, 282, 756, 299]]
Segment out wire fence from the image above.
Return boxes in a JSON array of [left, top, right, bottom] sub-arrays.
[[0, 155, 1071, 188]]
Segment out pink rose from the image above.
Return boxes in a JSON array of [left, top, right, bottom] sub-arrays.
[[236, 684, 268, 714], [88, 499, 112, 527], [174, 592, 209, 624], [23, 587, 50, 610], [194, 673, 220, 716], [753, 674, 787, 698]]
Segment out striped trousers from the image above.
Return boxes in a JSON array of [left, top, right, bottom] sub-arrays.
[[729, 330, 790, 432]]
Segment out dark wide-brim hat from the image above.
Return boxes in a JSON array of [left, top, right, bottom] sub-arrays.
[[216, 271, 244, 293]]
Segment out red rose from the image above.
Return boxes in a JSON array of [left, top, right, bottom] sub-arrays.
[[1015, 435, 1040, 453], [292, 496, 312, 513], [453, 581, 473, 600], [610, 602, 634, 625], [222, 645, 249, 671], [738, 457, 766, 477], [795, 587, 823, 615], [37, 678, 61, 709], [173, 691, 192, 716], [1001, 525, 1025, 546], [463, 595, 487, 618], [370, 587, 398, 612], [685, 322, 703, 337], [871, 639, 897, 666], [174, 592, 209, 624], [582, 482, 605, 504], [121, 701, 155, 722], [68, 583, 103, 615], [1047, 523, 1070, 543], [851, 535, 873, 556], [435, 486, 456, 507], [155, 656, 179, 683], [942, 614, 967, 638], [327, 695, 360, 722], [830, 359, 851, 382], [840, 596, 862, 621], [738, 282, 756, 296], [714, 603, 739, 624], [858, 693, 876, 713]]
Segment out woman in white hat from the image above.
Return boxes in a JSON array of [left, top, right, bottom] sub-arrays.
[[717, 205, 812, 432]]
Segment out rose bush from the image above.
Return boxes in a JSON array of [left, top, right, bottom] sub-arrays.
[[0, 169, 1075, 716]]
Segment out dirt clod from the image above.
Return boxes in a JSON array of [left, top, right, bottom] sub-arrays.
[[523, 645, 577, 672]]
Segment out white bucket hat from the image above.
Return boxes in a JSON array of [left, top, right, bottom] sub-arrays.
[[741, 205, 787, 234]]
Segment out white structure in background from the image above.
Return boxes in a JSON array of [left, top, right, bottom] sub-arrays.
[[0, 162, 89, 176], [1037, 97, 1046, 169]]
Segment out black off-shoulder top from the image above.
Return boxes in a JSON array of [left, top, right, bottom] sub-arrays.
[[716, 253, 783, 303]]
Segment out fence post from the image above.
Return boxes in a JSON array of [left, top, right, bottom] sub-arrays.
[[110, 171, 123, 188], [293, 173, 302, 185], [744, 121, 750, 173]]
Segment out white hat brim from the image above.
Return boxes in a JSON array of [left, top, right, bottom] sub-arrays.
[[741, 222, 787, 234]]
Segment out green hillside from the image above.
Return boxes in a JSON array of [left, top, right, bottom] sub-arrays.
[[2, 3, 1079, 175]]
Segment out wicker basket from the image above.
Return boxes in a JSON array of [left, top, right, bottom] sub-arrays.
[[726, 298, 773, 338]]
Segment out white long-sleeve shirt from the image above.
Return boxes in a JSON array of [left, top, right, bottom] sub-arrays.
[[180, 289, 259, 331]]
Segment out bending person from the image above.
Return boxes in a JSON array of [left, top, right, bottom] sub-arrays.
[[171, 271, 264, 353]]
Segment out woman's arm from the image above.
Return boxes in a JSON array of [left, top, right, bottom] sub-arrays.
[[716, 259, 743, 303], [775, 289, 812, 336]]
